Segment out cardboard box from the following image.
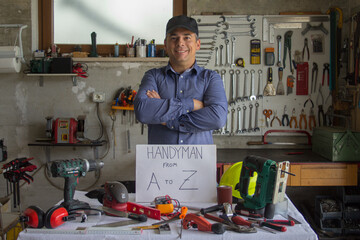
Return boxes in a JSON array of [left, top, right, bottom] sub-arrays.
[[0, 197, 10, 213]]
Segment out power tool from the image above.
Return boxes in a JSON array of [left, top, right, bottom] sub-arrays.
[[49, 158, 104, 211], [102, 181, 129, 214], [45, 116, 85, 144], [235, 155, 289, 219]]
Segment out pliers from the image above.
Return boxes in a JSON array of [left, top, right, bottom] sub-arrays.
[[304, 96, 314, 108], [322, 63, 330, 86], [299, 109, 307, 130], [302, 38, 310, 61], [311, 62, 318, 94], [309, 108, 316, 130], [270, 110, 282, 127], [316, 84, 325, 126], [290, 108, 298, 128], [281, 105, 290, 126]]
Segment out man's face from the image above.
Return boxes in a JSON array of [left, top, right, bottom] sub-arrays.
[[164, 28, 200, 68]]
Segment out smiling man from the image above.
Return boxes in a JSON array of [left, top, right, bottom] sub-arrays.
[[134, 15, 228, 144]]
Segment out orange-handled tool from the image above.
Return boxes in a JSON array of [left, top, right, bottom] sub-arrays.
[[152, 206, 188, 225], [179, 206, 188, 219]]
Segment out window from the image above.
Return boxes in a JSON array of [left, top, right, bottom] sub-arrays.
[[38, 0, 186, 56]]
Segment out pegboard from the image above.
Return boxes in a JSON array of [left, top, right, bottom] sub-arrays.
[[192, 14, 331, 137]]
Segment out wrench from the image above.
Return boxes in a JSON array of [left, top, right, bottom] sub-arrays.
[[231, 36, 236, 68], [201, 41, 216, 46], [220, 15, 255, 23], [225, 110, 230, 134], [249, 69, 257, 101], [199, 30, 220, 35], [235, 70, 241, 102], [254, 102, 260, 132], [225, 39, 230, 67], [199, 47, 215, 51], [242, 106, 247, 133], [221, 69, 226, 94], [229, 70, 235, 106], [257, 69, 263, 99], [276, 35, 282, 67], [199, 35, 217, 40], [236, 107, 242, 134], [214, 47, 219, 67], [230, 30, 257, 37], [198, 21, 223, 27], [219, 45, 224, 66], [230, 108, 235, 136], [248, 103, 253, 132], [226, 22, 256, 29], [242, 69, 249, 101]]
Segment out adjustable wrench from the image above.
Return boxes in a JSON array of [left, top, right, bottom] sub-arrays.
[[236, 107, 242, 134], [215, 47, 219, 66], [248, 103, 253, 132], [249, 69, 256, 101], [229, 70, 235, 106], [276, 35, 282, 67], [254, 102, 260, 132], [235, 70, 241, 102], [257, 69, 263, 99], [219, 45, 224, 66], [231, 37, 236, 68], [242, 106, 247, 133], [242, 70, 249, 101], [225, 39, 230, 67]]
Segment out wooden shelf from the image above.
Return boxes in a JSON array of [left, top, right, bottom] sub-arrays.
[[72, 57, 168, 62]]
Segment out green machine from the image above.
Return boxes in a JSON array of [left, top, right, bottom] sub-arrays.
[[235, 155, 279, 219]]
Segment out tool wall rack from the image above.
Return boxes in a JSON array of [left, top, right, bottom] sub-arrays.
[[192, 14, 331, 137]]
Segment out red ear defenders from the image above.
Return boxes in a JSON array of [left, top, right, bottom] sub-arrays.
[[23, 205, 71, 229]]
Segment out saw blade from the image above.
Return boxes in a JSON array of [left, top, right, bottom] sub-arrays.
[[93, 219, 139, 228]]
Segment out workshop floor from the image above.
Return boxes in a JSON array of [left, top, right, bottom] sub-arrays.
[[287, 186, 360, 240]]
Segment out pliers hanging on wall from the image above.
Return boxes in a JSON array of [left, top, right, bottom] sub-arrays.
[[270, 111, 282, 127], [290, 108, 298, 128], [281, 105, 290, 127], [302, 38, 310, 61], [311, 62, 318, 94], [322, 63, 330, 86], [308, 108, 316, 130], [316, 84, 325, 126], [299, 109, 307, 130], [283, 31, 294, 74]]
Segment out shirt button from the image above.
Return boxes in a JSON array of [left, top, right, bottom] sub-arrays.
[[180, 90, 183, 93], [180, 75, 183, 78], [180, 140, 183, 143], [187, 110, 189, 113]]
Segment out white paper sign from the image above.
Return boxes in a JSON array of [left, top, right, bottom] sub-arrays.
[[135, 144, 217, 203]]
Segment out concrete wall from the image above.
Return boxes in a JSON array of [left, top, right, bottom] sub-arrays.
[[0, 0, 356, 210]]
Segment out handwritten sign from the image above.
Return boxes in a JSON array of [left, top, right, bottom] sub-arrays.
[[135, 145, 217, 203]]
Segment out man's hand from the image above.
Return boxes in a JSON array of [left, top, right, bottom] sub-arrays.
[[193, 99, 204, 111], [146, 90, 161, 99]]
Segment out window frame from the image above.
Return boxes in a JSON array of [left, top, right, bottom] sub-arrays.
[[38, 0, 186, 56]]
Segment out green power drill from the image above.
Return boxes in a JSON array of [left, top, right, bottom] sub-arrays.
[[235, 155, 277, 219], [50, 158, 104, 211]]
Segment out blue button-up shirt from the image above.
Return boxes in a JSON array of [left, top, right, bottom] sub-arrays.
[[134, 62, 228, 144]]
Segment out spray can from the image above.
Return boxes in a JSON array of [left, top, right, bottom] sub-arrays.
[[147, 39, 156, 57], [114, 42, 119, 57]]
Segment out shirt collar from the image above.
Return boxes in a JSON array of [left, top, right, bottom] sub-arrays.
[[165, 61, 200, 76]]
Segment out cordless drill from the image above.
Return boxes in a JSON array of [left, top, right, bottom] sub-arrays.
[[50, 158, 104, 211]]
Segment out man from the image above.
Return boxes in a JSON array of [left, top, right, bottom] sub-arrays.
[[134, 15, 227, 144]]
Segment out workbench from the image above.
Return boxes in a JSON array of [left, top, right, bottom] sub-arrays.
[[217, 149, 358, 186], [17, 191, 318, 240]]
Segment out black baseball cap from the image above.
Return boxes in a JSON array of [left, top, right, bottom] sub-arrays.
[[166, 15, 199, 36]]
